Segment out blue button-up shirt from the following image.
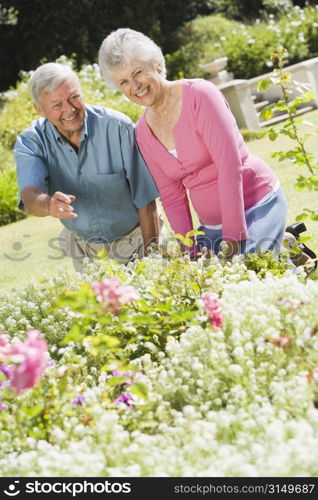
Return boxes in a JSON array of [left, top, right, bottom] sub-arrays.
[[14, 104, 158, 242]]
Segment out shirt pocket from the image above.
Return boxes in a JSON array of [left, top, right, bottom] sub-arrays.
[[94, 168, 131, 207]]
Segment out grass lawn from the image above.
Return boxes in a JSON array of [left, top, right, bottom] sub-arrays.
[[0, 216, 76, 294], [1, 109, 317, 293], [248, 108, 318, 249]]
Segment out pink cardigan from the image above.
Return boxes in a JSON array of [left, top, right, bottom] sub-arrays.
[[136, 79, 277, 241]]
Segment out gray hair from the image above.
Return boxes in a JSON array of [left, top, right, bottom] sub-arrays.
[[98, 28, 166, 89], [29, 62, 80, 106]]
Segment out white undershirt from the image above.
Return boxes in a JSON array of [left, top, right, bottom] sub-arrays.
[[169, 149, 178, 158]]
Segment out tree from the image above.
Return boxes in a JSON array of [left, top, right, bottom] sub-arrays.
[[0, 0, 214, 91], [210, 0, 292, 21]]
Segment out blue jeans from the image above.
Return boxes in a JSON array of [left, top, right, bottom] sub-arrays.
[[196, 187, 288, 255]]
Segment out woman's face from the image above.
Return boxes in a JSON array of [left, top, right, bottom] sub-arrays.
[[112, 60, 164, 107]]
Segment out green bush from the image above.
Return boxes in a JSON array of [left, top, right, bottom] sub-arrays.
[[0, 78, 38, 151], [166, 14, 237, 79], [167, 6, 318, 80], [223, 6, 318, 78], [279, 6, 318, 64], [0, 161, 26, 226], [1, 251, 318, 476], [211, 0, 292, 21], [221, 22, 279, 79]]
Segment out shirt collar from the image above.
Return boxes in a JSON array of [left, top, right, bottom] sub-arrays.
[[45, 107, 88, 144]]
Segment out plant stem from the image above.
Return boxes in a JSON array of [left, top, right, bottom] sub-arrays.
[[277, 59, 315, 175]]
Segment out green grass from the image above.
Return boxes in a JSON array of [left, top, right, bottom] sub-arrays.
[[247, 108, 318, 249], [0, 215, 76, 294], [1, 110, 318, 292]]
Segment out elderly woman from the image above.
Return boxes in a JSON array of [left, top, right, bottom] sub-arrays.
[[98, 28, 288, 260]]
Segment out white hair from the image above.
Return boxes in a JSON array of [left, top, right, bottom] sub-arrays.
[[29, 62, 80, 106], [98, 28, 166, 89]]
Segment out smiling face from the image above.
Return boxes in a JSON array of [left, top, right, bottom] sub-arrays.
[[112, 60, 165, 108], [35, 77, 85, 140]]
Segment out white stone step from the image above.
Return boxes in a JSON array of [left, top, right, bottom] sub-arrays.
[[254, 100, 270, 111]]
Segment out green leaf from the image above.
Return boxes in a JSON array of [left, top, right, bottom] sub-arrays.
[[309, 176, 318, 187], [268, 129, 278, 141], [62, 323, 84, 344], [135, 261, 147, 274], [289, 246, 302, 255], [175, 234, 193, 247], [107, 376, 127, 387], [260, 108, 273, 121], [298, 235, 312, 244], [130, 382, 148, 400], [22, 405, 44, 418], [85, 334, 120, 349], [57, 375, 68, 393], [257, 78, 271, 91], [295, 213, 308, 222], [185, 229, 205, 237], [281, 71, 292, 83]]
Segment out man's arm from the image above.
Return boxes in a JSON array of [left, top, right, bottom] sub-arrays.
[[21, 186, 78, 220], [138, 200, 160, 254]]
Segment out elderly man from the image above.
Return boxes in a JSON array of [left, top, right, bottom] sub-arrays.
[[14, 62, 160, 272]]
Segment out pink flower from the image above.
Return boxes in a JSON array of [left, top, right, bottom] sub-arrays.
[[0, 364, 12, 378], [202, 292, 223, 330], [0, 334, 10, 353], [92, 277, 140, 315], [114, 392, 134, 408], [72, 394, 85, 406], [0, 330, 48, 393]]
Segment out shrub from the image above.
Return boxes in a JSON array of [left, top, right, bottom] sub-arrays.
[[166, 14, 237, 79], [0, 78, 38, 151], [0, 160, 26, 226], [211, 0, 292, 21], [279, 5, 318, 64], [221, 22, 280, 79], [1, 251, 318, 476], [167, 5, 318, 80], [220, 5, 318, 78]]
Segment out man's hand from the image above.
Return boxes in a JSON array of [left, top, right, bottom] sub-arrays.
[[49, 191, 77, 219], [21, 186, 77, 219]]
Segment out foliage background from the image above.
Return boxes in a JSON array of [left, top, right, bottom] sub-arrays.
[[0, 0, 314, 90]]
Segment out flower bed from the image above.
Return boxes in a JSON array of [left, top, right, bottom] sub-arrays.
[[0, 249, 318, 477]]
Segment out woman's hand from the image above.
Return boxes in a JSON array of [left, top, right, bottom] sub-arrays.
[[223, 240, 242, 261]]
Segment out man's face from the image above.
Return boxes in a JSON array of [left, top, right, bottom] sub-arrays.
[[35, 77, 85, 139]]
